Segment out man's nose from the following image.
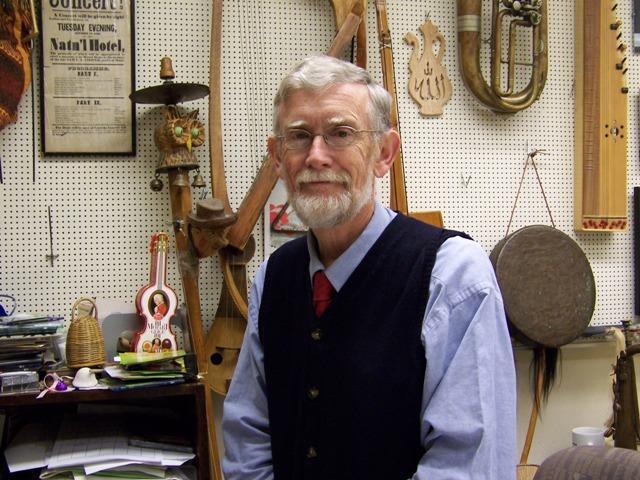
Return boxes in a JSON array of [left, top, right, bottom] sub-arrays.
[[304, 135, 333, 169]]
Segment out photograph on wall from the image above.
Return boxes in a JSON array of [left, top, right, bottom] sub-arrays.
[[263, 179, 307, 257], [40, 0, 135, 155]]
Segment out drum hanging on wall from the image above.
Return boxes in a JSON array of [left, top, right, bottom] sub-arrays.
[[490, 225, 596, 348]]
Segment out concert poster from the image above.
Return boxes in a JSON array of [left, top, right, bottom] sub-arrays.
[[40, 0, 135, 155]]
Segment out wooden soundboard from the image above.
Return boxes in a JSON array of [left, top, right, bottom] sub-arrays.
[[575, 0, 629, 231]]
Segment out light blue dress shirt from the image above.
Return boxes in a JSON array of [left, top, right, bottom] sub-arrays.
[[223, 202, 517, 480]]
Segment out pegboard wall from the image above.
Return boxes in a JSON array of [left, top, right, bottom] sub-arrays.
[[0, 0, 638, 329]]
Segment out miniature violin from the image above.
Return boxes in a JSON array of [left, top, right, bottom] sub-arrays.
[[131, 232, 178, 353]]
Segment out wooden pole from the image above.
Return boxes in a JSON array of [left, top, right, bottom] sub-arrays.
[[168, 171, 223, 480]]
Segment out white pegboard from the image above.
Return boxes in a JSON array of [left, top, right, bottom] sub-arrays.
[[0, 0, 638, 329]]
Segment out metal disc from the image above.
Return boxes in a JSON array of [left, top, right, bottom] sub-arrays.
[[491, 225, 596, 348], [130, 82, 210, 105]]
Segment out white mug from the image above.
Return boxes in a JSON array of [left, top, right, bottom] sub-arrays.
[[571, 426, 606, 447]]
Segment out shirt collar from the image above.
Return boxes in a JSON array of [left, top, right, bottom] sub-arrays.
[[307, 201, 397, 291]]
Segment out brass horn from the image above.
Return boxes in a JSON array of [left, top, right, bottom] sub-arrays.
[[457, 0, 548, 113]]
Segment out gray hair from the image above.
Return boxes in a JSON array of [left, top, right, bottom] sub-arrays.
[[272, 55, 392, 135]]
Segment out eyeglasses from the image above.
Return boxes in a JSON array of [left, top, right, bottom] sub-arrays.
[[277, 126, 379, 150]]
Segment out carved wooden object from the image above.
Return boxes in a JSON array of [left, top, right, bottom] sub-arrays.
[[405, 20, 452, 116], [330, 0, 367, 67]]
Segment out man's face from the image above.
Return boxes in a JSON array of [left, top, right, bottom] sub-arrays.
[[269, 83, 381, 229]]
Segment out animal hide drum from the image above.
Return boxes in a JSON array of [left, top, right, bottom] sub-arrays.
[[490, 225, 596, 348]]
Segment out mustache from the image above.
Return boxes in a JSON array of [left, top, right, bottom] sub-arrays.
[[294, 169, 351, 188]]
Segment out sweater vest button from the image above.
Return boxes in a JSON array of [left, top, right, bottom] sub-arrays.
[[306, 446, 318, 458], [307, 387, 320, 399], [310, 328, 322, 341]]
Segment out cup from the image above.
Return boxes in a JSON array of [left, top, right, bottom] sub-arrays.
[[571, 426, 606, 447]]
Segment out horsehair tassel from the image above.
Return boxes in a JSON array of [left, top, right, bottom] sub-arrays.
[[532, 346, 560, 411]]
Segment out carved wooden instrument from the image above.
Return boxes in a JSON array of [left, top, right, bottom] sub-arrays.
[[375, 0, 442, 227], [457, 0, 547, 113], [204, 1, 366, 396], [168, 169, 222, 479], [610, 321, 640, 450], [574, 0, 628, 232], [130, 56, 222, 477], [132, 233, 179, 353]]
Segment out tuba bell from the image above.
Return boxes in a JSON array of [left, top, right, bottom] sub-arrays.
[[457, 0, 548, 113]]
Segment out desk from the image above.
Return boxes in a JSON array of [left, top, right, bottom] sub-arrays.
[[0, 382, 211, 479]]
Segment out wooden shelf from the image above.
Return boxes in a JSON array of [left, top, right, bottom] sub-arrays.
[[0, 381, 200, 407], [0, 381, 211, 479]]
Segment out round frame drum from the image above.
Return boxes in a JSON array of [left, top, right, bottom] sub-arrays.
[[490, 225, 596, 348]]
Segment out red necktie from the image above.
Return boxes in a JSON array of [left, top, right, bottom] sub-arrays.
[[313, 270, 333, 317]]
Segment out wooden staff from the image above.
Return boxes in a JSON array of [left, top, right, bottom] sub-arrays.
[[375, 0, 407, 214], [516, 350, 545, 480], [375, 0, 442, 227], [167, 171, 222, 480], [209, 0, 229, 214]]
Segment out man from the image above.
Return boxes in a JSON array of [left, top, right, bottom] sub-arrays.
[[223, 55, 516, 480]]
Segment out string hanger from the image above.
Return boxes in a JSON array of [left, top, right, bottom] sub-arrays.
[[505, 148, 554, 237]]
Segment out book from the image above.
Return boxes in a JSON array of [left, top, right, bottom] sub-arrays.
[[104, 365, 186, 381], [116, 350, 187, 367], [102, 377, 186, 391]]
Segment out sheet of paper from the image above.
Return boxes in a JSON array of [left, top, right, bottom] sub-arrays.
[[4, 421, 56, 472], [47, 415, 194, 470]]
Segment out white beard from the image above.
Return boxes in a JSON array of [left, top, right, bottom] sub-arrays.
[[288, 168, 373, 229]]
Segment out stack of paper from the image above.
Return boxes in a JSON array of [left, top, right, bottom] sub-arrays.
[[4, 415, 196, 479], [0, 333, 63, 394], [0, 314, 64, 337], [103, 350, 196, 390], [39, 464, 195, 479]]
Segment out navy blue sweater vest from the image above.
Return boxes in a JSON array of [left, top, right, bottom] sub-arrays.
[[259, 213, 468, 480]]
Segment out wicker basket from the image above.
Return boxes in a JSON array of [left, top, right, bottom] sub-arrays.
[[66, 297, 106, 368]]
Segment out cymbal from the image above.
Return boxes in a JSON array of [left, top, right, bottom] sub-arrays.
[[130, 82, 209, 105]]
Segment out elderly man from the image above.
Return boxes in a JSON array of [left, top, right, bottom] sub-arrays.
[[222, 55, 516, 480]]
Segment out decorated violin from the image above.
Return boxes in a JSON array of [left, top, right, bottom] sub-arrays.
[[131, 232, 178, 353]]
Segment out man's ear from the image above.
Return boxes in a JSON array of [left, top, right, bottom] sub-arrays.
[[373, 129, 400, 178], [267, 136, 283, 175]]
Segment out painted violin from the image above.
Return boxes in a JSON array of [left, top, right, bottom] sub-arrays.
[[132, 232, 178, 353]]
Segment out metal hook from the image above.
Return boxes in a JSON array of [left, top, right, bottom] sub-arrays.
[[528, 148, 548, 159], [461, 173, 471, 187]]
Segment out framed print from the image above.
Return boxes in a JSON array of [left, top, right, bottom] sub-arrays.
[[40, 0, 135, 155], [264, 179, 307, 257]]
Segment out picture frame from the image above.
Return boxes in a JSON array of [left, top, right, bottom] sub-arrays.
[[263, 179, 307, 258], [39, 0, 136, 155]]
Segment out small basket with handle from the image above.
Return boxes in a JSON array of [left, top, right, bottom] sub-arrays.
[[66, 297, 106, 368]]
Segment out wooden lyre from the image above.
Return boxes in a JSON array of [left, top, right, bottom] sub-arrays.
[[574, 0, 628, 232], [375, 0, 443, 227], [202, 0, 368, 398]]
